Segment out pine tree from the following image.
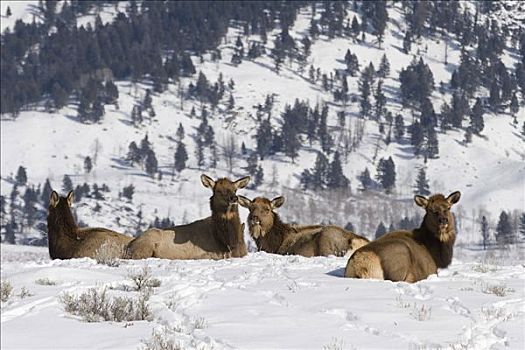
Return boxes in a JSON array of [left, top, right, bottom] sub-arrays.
[[127, 141, 141, 166], [311, 152, 329, 190], [403, 31, 412, 54], [481, 215, 489, 250], [469, 98, 485, 135], [244, 153, 264, 189], [374, 80, 386, 121], [409, 121, 424, 156], [425, 127, 439, 159], [195, 139, 205, 168], [378, 53, 390, 78], [375, 221, 387, 239], [327, 151, 349, 189], [15, 166, 28, 185], [376, 157, 396, 193], [496, 211, 514, 245], [62, 175, 73, 192], [84, 156, 93, 173], [359, 168, 373, 191], [488, 80, 501, 110], [122, 184, 135, 202], [394, 114, 405, 142], [359, 68, 372, 118], [414, 168, 430, 195], [256, 118, 273, 160], [41, 178, 52, 204], [176, 123, 185, 142], [318, 104, 333, 154], [145, 150, 158, 177], [174, 142, 188, 172], [6, 6, 12, 17], [345, 222, 355, 232], [351, 15, 360, 37], [510, 92, 519, 117]]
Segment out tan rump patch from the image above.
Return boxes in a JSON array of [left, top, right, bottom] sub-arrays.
[[345, 251, 384, 280]]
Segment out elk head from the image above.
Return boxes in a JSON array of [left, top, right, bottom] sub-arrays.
[[48, 190, 77, 231], [414, 191, 461, 241], [201, 174, 250, 212], [238, 196, 285, 239]]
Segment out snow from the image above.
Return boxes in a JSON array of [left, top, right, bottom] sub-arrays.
[[1, 244, 524, 349]]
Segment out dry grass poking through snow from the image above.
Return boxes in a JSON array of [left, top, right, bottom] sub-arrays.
[[60, 287, 153, 322], [1, 280, 13, 303], [34, 277, 57, 286], [94, 241, 124, 267], [128, 266, 162, 291]]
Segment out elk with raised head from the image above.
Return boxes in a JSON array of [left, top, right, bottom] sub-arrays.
[[345, 191, 461, 282], [238, 196, 369, 257], [126, 174, 250, 259], [47, 191, 132, 259]]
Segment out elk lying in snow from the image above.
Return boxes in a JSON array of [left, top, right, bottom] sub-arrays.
[[126, 174, 250, 260], [345, 191, 461, 283], [238, 196, 369, 257], [47, 191, 132, 259]]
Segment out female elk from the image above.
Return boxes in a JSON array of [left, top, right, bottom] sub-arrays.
[[345, 191, 461, 282], [47, 191, 132, 259], [126, 174, 250, 259], [238, 196, 369, 257]]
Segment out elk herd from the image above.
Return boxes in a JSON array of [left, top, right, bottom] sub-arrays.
[[47, 174, 461, 283]]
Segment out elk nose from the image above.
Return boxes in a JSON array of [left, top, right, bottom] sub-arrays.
[[439, 217, 448, 225], [251, 215, 259, 224], [230, 195, 238, 203]]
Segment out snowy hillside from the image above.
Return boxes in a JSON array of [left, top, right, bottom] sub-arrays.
[[1, 244, 524, 349], [1, 1, 523, 247]]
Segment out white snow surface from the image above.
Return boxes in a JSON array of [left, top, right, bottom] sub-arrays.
[[1, 244, 524, 350]]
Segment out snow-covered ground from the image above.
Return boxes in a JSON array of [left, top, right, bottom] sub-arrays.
[[1, 244, 524, 350]]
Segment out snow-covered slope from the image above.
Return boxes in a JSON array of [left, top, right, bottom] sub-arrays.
[[1, 244, 524, 349], [0, 1, 524, 245]]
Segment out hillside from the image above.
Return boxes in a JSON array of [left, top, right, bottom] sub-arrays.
[[0, 1, 524, 246]]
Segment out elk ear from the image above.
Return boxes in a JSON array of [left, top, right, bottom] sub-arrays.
[[50, 191, 60, 208], [66, 191, 74, 206], [201, 174, 215, 189], [237, 195, 252, 209], [414, 195, 428, 208], [271, 196, 285, 209], [234, 176, 250, 189], [447, 191, 461, 205]]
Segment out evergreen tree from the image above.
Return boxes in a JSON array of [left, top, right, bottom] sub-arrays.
[[496, 211, 514, 245], [481, 215, 489, 250], [351, 16, 360, 37], [84, 156, 93, 173], [375, 221, 387, 239], [319, 104, 333, 154], [176, 123, 185, 142], [310, 152, 329, 190], [414, 168, 430, 195], [15, 166, 28, 185], [174, 142, 188, 172], [62, 175, 73, 192], [469, 98, 485, 135], [145, 150, 158, 177], [195, 139, 205, 168], [6, 6, 12, 17], [409, 120, 424, 156], [256, 118, 273, 160], [345, 222, 355, 232], [376, 157, 396, 193], [519, 213, 525, 240], [127, 141, 141, 166], [374, 80, 386, 121], [359, 66, 372, 118], [378, 53, 390, 78], [488, 80, 501, 110], [122, 184, 134, 202], [510, 92, 519, 117], [359, 168, 373, 191], [41, 178, 52, 204], [104, 81, 119, 104], [403, 31, 412, 54], [394, 114, 405, 142], [327, 152, 349, 189], [244, 153, 264, 189]]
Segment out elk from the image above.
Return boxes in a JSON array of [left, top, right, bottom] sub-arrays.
[[345, 191, 461, 283], [47, 191, 132, 259], [126, 174, 250, 259], [238, 196, 369, 257]]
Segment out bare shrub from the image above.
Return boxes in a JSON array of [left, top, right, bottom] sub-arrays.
[[1, 280, 13, 303], [60, 287, 152, 322], [128, 266, 161, 291], [481, 282, 514, 297], [94, 241, 123, 267], [35, 277, 57, 286], [18, 286, 33, 299], [142, 327, 182, 350], [193, 316, 207, 330], [394, 295, 411, 309], [323, 337, 350, 350], [410, 303, 432, 321]]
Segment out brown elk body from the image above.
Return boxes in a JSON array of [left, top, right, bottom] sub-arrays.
[[47, 191, 132, 259], [126, 175, 250, 260], [238, 196, 369, 257], [345, 191, 461, 283]]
